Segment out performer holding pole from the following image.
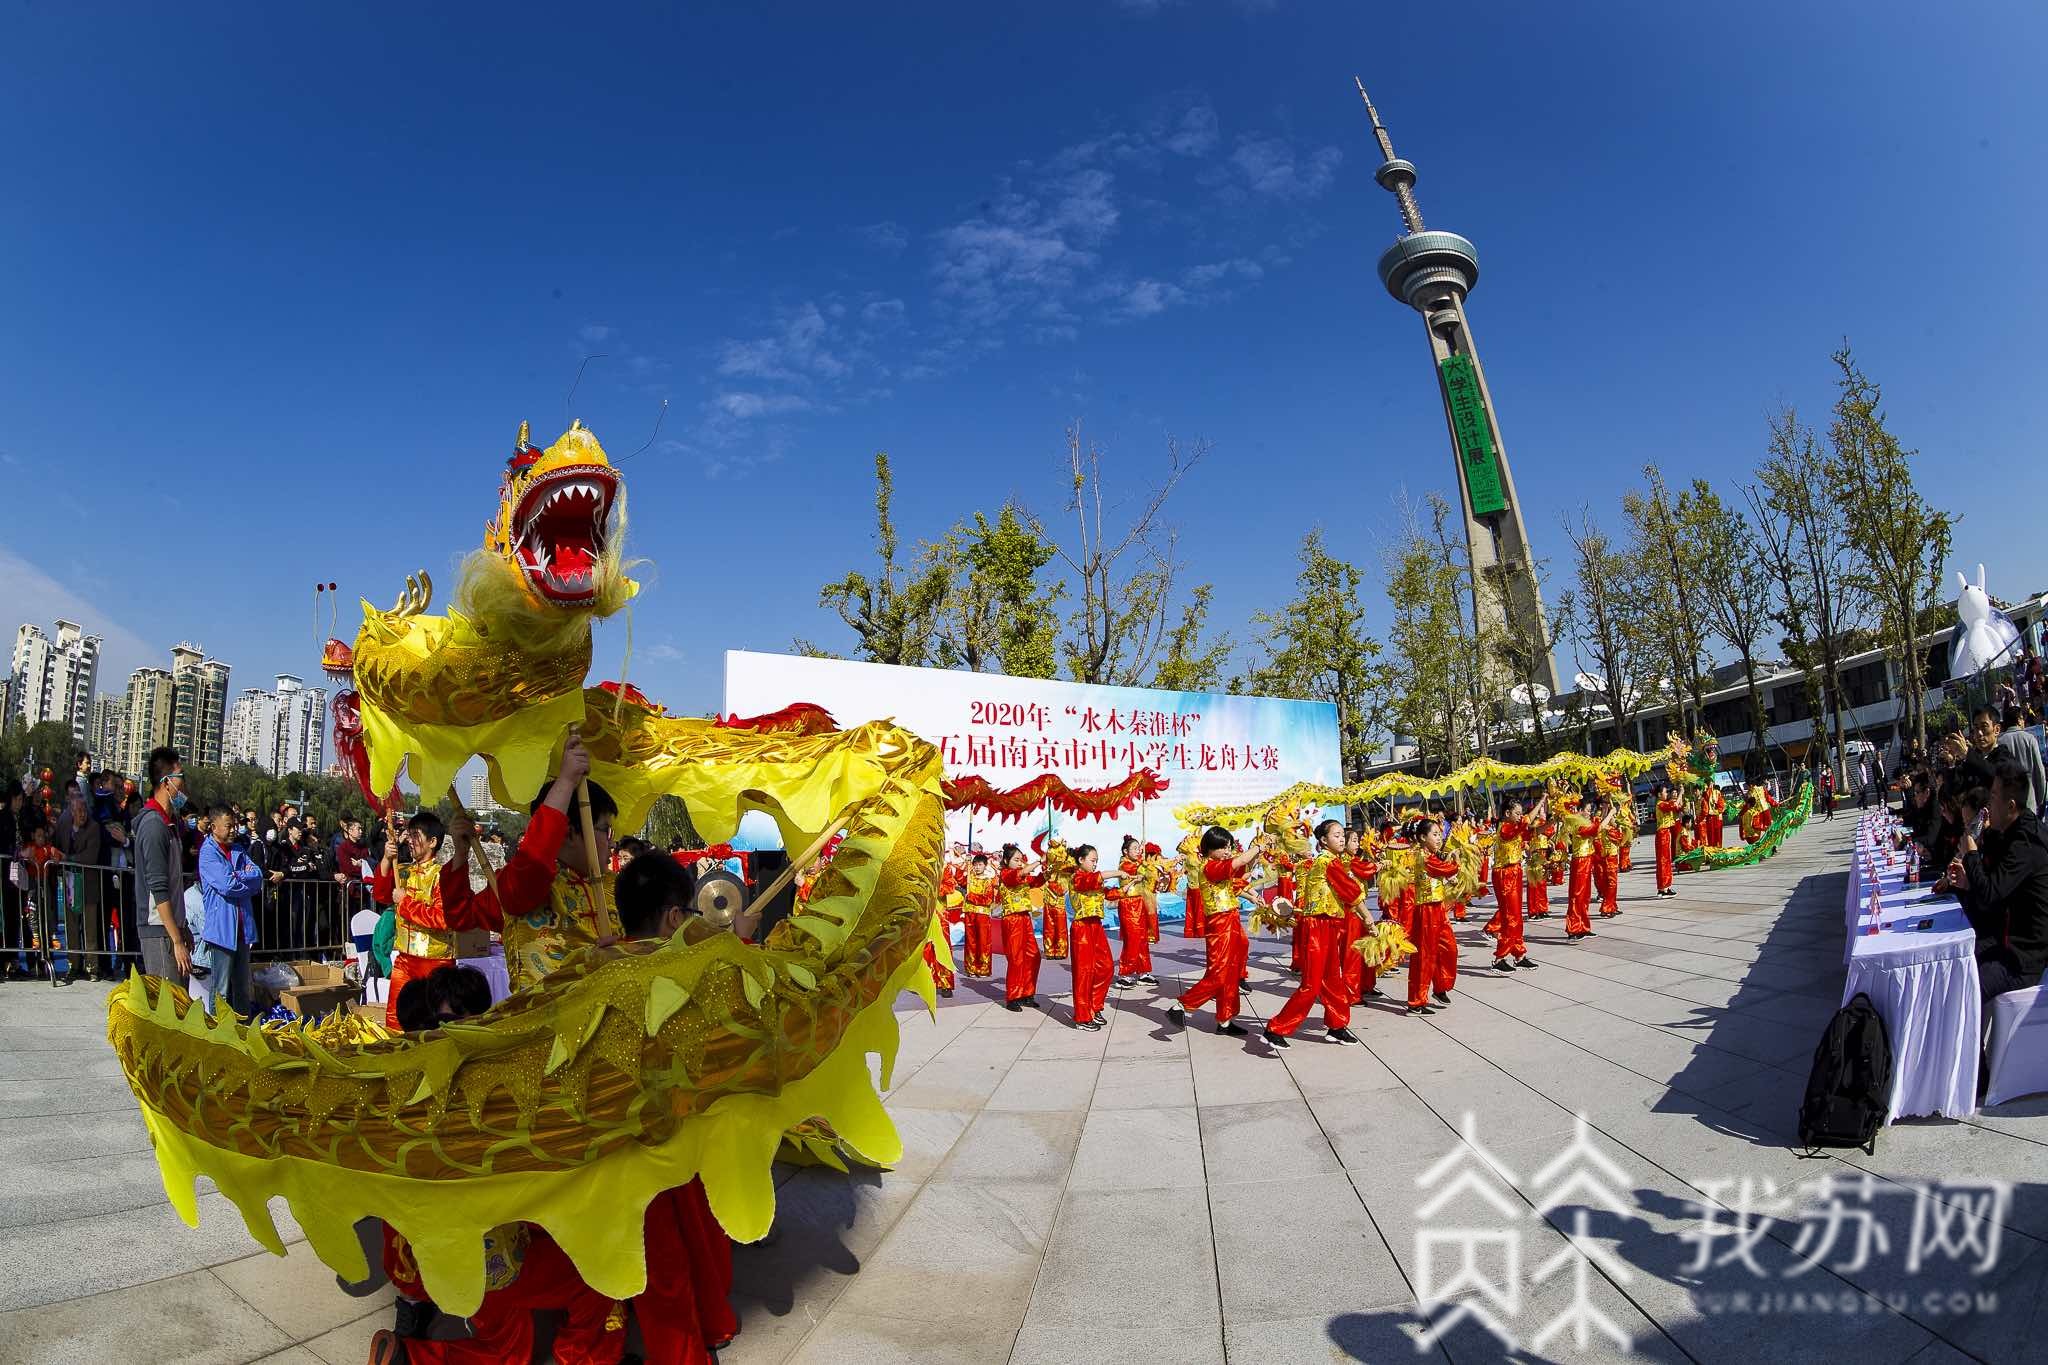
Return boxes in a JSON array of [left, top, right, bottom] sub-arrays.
[[1562, 791, 1613, 940], [1168, 828, 1264, 1035], [1525, 796, 1555, 919], [961, 852, 996, 977], [1114, 835, 1155, 986], [1654, 784, 1683, 897], [1405, 815, 1474, 1015], [1263, 820, 1362, 1047], [1067, 845, 1113, 1030], [1485, 793, 1542, 971], [996, 843, 1045, 1012], [1596, 791, 1625, 919]]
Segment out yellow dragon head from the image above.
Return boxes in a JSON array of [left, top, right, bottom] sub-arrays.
[[482, 420, 634, 612]]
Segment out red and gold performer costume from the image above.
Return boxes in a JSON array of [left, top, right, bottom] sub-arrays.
[[1487, 814, 1529, 966], [1143, 845, 1164, 943], [1115, 850, 1153, 980], [1739, 785, 1778, 844], [1702, 784, 1727, 847], [1525, 817, 1553, 917], [926, 864, 962, 994], [1654, 795, 1683, 894], [1178, 833, 1207, 938], [961, 867, 996, 977], [371, 848, 499, 1030], [1268, 845, 1359, 1038], [1069, 866, 1113, 1025], [1406, 841, 1465, 1012], [1564, 807, 1599, 939], [1178, 854, 1251, 1026], [1343, 840, 1380, 1001], [1596, 815, 1623, 918], [998, 865, 1044, 1004], [1040, 858, 1071, 961], [386, 1221, 626, 1365]]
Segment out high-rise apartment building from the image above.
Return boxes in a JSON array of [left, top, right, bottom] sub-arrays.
[[90, 694, 123, 767], [167, 645, 232, 766], [118, 667, 175, 779], [224, 675, 326, 777], [8, 619, 102, 744]]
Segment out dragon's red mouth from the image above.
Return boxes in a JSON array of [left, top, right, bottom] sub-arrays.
[[513, 467, 617, 604]]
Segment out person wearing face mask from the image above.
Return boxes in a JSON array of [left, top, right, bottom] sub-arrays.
[[133, 747, 197, 982]]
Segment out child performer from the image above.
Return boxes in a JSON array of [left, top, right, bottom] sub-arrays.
[[1039, 837, 1071, 962], [1563, 792, 1609, 941], [1485, 794, 1543, 971], [1525, 802, 1554, 919], [1596, 794, 1624, 919], [1114, 836, 1155, 986], [996, 843, 1044, 1011], [1067, 845, 1114, 1030], [961, 853, 996, 978], [1343, 827, 1383, 1001], [1177, 832, 1207, 939], [1143, 842, 1164, 944], [1654, 784, 1684, 897], [1701, 781, 1727, 848], [928, 857, 962, 998], [1168, 828, 1264, 1035], [1263, 820, 1361, 1047], [1405, 815, 1472, 1015]]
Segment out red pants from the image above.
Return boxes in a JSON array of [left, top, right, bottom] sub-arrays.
[[1619, 840, 1633, 872], [1407, 902, 1453, 1010], [1270, 915, 1350, 1035], [1183, 888, 1206, 937], [1655, 827, 1675, 892], [1042, 897, 1069, 960], [1178, 911, 1248, 1023], [1001, 914, 1041, 1002], [1490, 867, 1524, 961], [1071, 919, 1113, 1022], [1566, 856, 1594, 936], [1148, 901, 1160, 944], [1339, 910, 1375, 1000], [393, 1226, 625, 1365], [637, 1183, 738, 1364], [1705, 815, 1724, 847], [962, 912, 993, 977], [1597, 856, 1619, 916], [1527, 864, 1550, 916], [1116, 902, 1152, 976], [1549, 858, 1566, 887], [922, 939, 955, 993], [385, 952, 450, 1029], [1389, 887, 1414, 940], [1290, 915, 1308, 973]]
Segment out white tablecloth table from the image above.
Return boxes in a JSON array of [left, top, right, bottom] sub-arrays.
[[1841, 816, 1980, 1121], [458, 943, 513, 1004]]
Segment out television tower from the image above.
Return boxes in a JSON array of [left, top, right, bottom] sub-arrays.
[[1356, 78, 1560, 695]]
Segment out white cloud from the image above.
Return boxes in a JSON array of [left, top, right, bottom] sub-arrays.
[[578, 323, 613, 344], [933, 166, 1119, 329], [1183, 256, 1264, 289], [1163, 103, 1219, 157], [1229, 135, 1342, 199], [862, 298, 906, 325], [0, 546, 159, 687], [1117, 278, 1185, 318], [646, 642, 685, 662], [856, 220, 909, 251], [715, 301, 850, 383], [711, 391, 813, 420]]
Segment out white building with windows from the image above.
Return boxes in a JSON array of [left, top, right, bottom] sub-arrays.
[[225, 675, 327, 777], [7, 619, 102, 745]]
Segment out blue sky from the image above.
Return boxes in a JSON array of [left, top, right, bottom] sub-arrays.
[[3, 1, 2044, 731]]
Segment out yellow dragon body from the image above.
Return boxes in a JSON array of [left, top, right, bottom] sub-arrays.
[[107, 422, 947, 1315]]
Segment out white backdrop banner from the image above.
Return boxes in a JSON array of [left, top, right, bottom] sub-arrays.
[[721, 650, 1341, 854]]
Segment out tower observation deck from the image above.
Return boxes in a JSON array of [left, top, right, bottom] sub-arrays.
[[1356, 79, 1561, 696]]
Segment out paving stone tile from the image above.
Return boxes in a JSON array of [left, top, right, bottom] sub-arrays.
[[1068, 1105, 1205, 1191], [1019, 1184, 1218, 1333], [829, 1182, 1059, 1321], [0, 1268, 291, 1365], [1091, 1056, 1197, 1110], [210, 1245, 395, 1337], [984, 1057, 1101, 1112], [931, 1108, 1086, 1186], [1199, 1097, 1342, 1186], [1210, 1172, 1410, 1321], [787, 1307, 1023, 1364]]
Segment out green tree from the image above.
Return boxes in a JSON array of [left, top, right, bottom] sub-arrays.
[[1385, 494, 1488, 774], [1150, 584, 1234, 692], [1056, 424, 1219, 686], [1239, 530, 1384, 781], [929, 503, 1064, 678], [1825, 345, 1955, 755], [642, 794, 702, 850], [816, 452, 951, 666], [1560, 508, 1648, 751], [1622, 465, 1712, 737], [1745, 405, 1862, 781], [1684, 481, 1772, 758]]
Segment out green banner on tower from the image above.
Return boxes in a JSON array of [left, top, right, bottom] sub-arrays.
[[1438, 352, 1508, 518]]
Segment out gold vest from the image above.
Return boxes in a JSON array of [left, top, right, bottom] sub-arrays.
[[1072, 889, 1107, 920], [395, 861, 455, 960], [504, 872, 610, 994], [998, 879, 1035, 915], [1295, 852, 1349, 917], [1495, 822, 1525, 863]]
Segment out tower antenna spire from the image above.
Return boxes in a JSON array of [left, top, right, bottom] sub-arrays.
[[1354, 76, 1425, 234]]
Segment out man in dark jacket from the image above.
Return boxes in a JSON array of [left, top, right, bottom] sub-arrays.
[[1947, 755, 2048, 1002], [133, 747, 197, 981]]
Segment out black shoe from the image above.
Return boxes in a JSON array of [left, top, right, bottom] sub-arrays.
[[1494, 959, 1516, 972], [1516, 958, 1537, 969], [1077, 1017, 1106, 1031], [1432, 990, 1451, 1005], [1406, 1005, 1436, 1016], [1262, 1027, 1291, 1049], [1328, 1027, 1360, 1045], [938, 986, 954, 998], [1002, 999, 1023, 1012], [1138, 973, 1158, 985], [394, 1297, 440, 1340], [1023, 996, 1040, 1009], [1364, 987, 1385, 998], [1166, 1004, 1185, 1025], [1219, 1021, 1247, 1036], [1114, 976, 1134, 988]]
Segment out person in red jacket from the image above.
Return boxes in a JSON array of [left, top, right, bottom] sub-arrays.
[[1654, 784, 1684, 897], [1405, 816, 1468, 1015], [1526, 804, 1555, 918], [1264, 820, 1362, 1047], [1113, 836, 1154, 986], [996, 843, 1044, 1011], [371, 809, 500, 1029], [1595, 794, 1625, 918], [1484, 793, 1544, 972], [1167, 827, 1264, 1035], [960, 853, 996, 977], [1342, 827, 1383, 1002], [1563, 795, 1616, 940], [1067, 845, 1114, 1029]]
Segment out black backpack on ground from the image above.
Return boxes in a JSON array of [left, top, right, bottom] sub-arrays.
[[1796, 991, 1893, 1154]]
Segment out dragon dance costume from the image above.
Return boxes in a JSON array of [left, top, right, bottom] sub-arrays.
[[998, 866, 1045, 1004], [104, 421, 952, 1327], [1177, 855, 1252, 1026], [1115, 853, 1152, 979], [1069, 869, 1113, 1025], [1268, 850, 1360, 1038]]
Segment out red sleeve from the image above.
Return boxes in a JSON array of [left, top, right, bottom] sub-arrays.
[[1424, 854, 1461, 877], [1000, 868, 1026, 889], [1073, 869, 1103, 893], [1202, 857, 1236, 882], [434, 856, 504, 932], [371, 863, 395, 903], [1351, 856, 1376, 879], [478, 804, 570, 921], [1325, 859, 1363, 902]]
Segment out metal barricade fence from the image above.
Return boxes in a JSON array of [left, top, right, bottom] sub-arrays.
[[2, 858, 356, 987]]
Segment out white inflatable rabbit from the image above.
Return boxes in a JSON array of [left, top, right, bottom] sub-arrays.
[[1951, 563, 2022, 678]]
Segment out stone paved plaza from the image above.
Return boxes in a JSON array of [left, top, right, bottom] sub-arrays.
[[5, 816, 2046, 1364]]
